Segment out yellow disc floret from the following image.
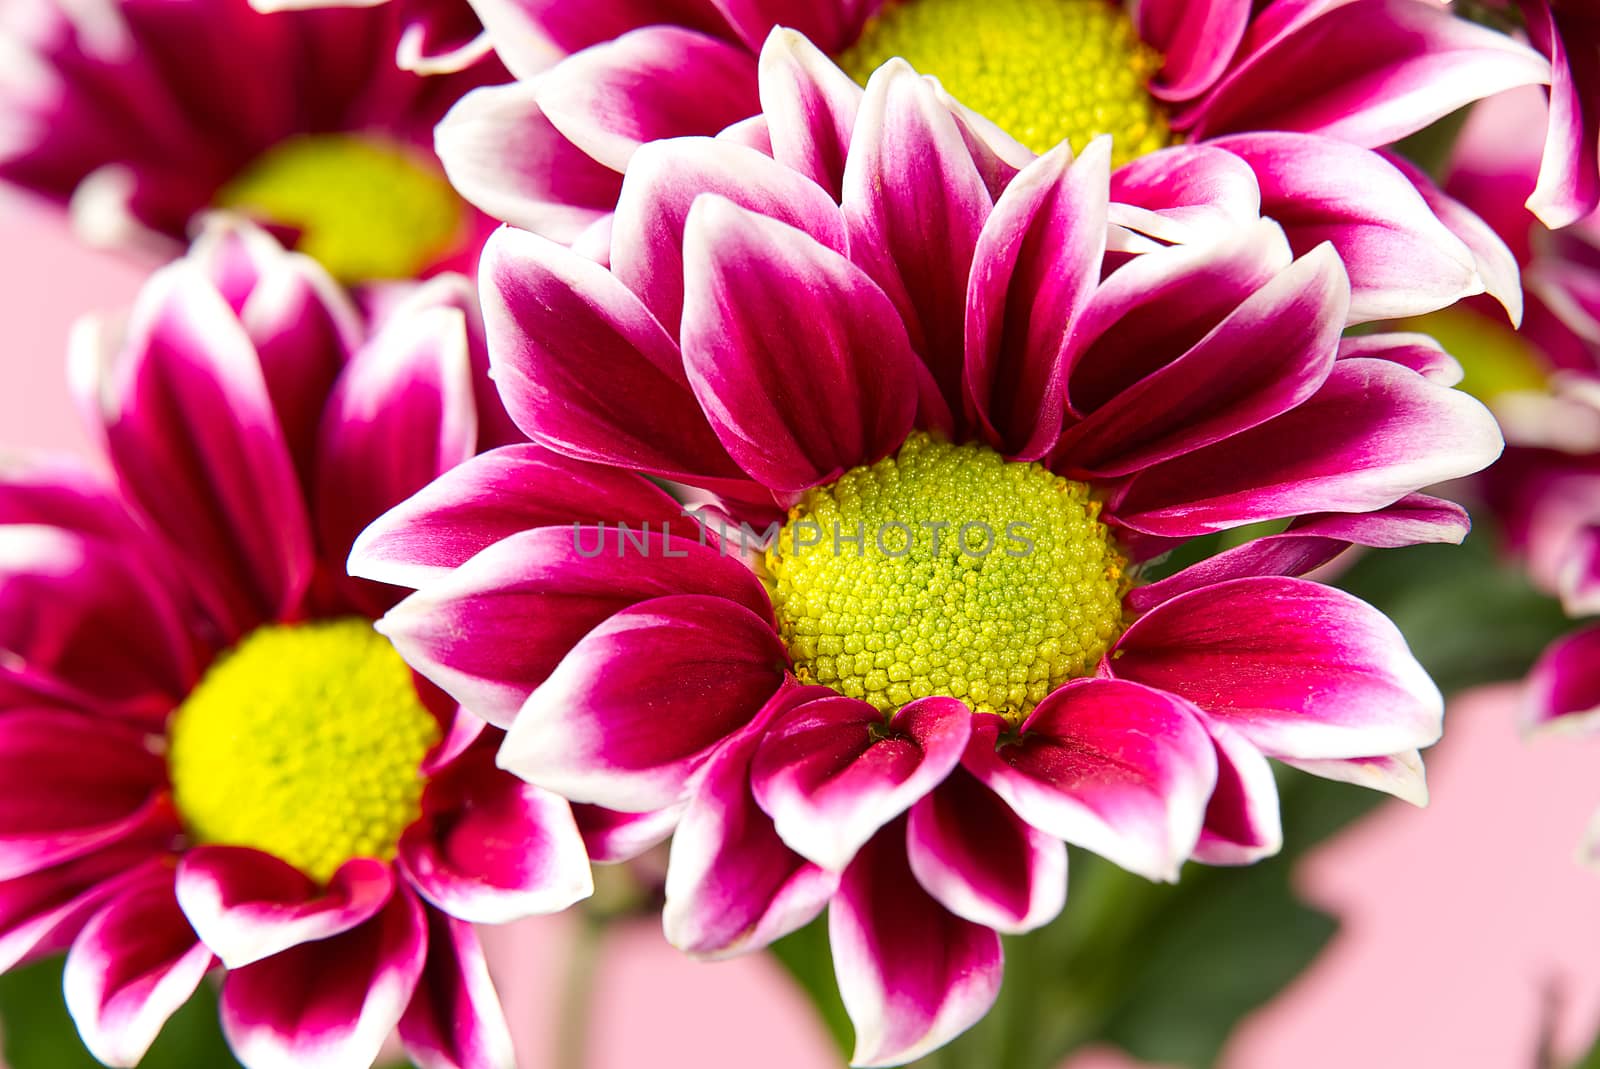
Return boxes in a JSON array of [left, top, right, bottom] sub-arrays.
[[168, 618, 441, 884], [216, 134, 465, 283], [767, 434, 1128, 723], [836, 0, 1177, 163]]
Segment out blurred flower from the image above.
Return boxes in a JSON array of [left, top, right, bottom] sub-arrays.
[[0, 219, 622, 1069], [250, 0, 492, 74], [0, 0, 503, 281], [1515, 0, 1599, 230], [354, 38, 1505, 1065]]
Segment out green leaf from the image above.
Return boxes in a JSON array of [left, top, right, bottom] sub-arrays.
[[0, 957, 243, 1069]]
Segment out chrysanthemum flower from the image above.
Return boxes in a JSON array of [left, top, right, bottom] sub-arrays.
[[0, 0, 502, 282], [0, 219, 618, 1069], [430, 0, 1543, 322], [354, 43, 1505, 1065]]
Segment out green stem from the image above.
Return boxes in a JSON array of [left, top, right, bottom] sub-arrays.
[[554, 915, 606, 1069]]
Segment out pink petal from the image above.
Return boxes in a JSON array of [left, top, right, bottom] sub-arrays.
[[0, 849, 171, 974], [77, 261, 314, 638], [965, 140, 1111, 460], [1187, 0, 1550, 149], [434, 85, 623, 242], [220, 884, 428, 1069], [480, 225, 746, 486], [1191, 722, 1282, 866], [400, 744, 593, 924], [964, 680, 1217, 882], [536, 27, 759, 172], [1110, 576, 1444, 760], [1109, 144, 1263, 242], [379, 525, 770, 728], [710, 0, 874, 54], [905, 767, 1067, 934], [750, 695, 971, 872], [468, 0, 732, 82], [0, 708, 172, 881], [842, 60, 995, 416], [349, 444, 685, 590], [573, 803, 683, 864], [1337, 332, 1463, 385], [1524, 625, 1600, 735], [1282, 750, 1429, 806], [175, 848, 393, 969], [398, 913, 516, 1069], [1135, 0, 1251, 101], [679, 195, 921, 492], [497, 594, 788, 812], [1111, 357, 1504, 537], [63, 866, 214, 1069], [758, 29, 862, 199], [1524, 0, 1600, 229], [830, 824, 1003, 1067], [663, 691, 840, 958]]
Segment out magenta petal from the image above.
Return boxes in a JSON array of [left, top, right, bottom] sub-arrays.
[[1189, 0, 1549, 148], [536, 27, 758, 172], [1336, 332, 1463, 386], [349, 444, 685, 590], [220, 884, 427, 1069], [573, 803, 683, 864], [64, 867, 213, 1069], [1110, 144, 1263, 242], [1126, 494, 1470, 612], [842, 60, 996, 414], [379, 525, 770, 728], [1191, 722, 1282, 866], [905, 767, 1067, 934], [0, 709, 171, 881], [680, 195, 921, 492], [0, 849, 169, 974], [400, 746, 592, 924], [611, 136, 849, 338], [1112, 577, 1444, 760], [435, 85, 624, 243], [81, 262, 314, 638], [1111, 357, 1503, 537], [964, 680, 1217, 882], [750, 695, 971, 872], [1524, 0, 1600, 229], [1136, 0, 1250, 100], [830, 824, 1003, 1067], [467, 0, 732, 81], [1525, 625, 1600, 734], [711, 0, 872, 54], [758, 29, 863, 199], [1282, 750, 1429, 806], [663, 697, 840, 958], [175, 848, 393, 969], [398, 914, 515, 1069], [498, 594, 788, 812], [480, 225, 745, 486], [1058, 243, 1346, 476], [966, 140, 1111, 460]]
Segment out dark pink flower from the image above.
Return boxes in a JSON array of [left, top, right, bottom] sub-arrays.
[[354, 46, 1503, 1063], [0, 219, 606, 1069], [0, 0, 505, 281]]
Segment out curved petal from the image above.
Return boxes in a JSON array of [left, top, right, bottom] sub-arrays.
[[1110, 577, 1444, 761], [750, 695, 970, 872], [468, 0, 731, 82], [1524, 624, 1600, 735], [1524, 0, 1600, 229], [220, 884, 427, 1069], [758, 28, 862, 199], [664, 692, 840, 958], [680, 195, 921, 492], [400, 745, 593, 924], [906, 766, 1067, 934], [379, 525, 770, 728], [0, 848, 170, 974], [711, 0, 872, 54], [399, 913, 515, 1069], [1135, 0, 1251, 101], [1109, 144, 1263, 243], [1337, 332, 1463, 385], [830, 824, 1003, 1068], [497, 594, 788, 812], [964, 681, 1218, 882], [175, 848, 393, 969], [1191, 721, 1282, 866], [1282, 750, 1429, 807], [573, 803, 683, 864], [350, 444, 686, 590]]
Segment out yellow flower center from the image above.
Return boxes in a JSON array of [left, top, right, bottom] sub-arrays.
[[168, 619, 441, 884], [835, 0, 1177, 162], [767, 434, 1127, 723], [215, 134, 465, 284]]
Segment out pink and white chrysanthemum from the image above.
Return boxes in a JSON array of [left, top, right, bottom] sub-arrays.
[[0, 219, 625, 1069], [425, 0, 1543, 322], [353, 43, 1505, 1065], [0, 0, 502, 282]]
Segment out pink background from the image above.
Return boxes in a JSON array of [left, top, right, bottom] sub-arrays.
[[4, 193, 1599, 1069]]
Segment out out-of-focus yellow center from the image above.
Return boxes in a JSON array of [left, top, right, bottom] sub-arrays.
[[835, 0, 1177, 163], [1402, 308, 1550, 402], [215, 134, 464, 283], [767, 434, 1128, 724], [168, 619, 440, 884]]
